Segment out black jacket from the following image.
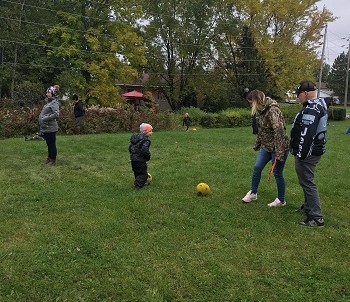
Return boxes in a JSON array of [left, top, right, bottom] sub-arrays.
[[183, 116, 192, 126], [74, 101, 85, 118], [129, 133, 151, 162], [290, 98, 328, 159]]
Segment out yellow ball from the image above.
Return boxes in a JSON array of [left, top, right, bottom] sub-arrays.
[[147, 173, 152, 182], [196, 182, 210, 196]]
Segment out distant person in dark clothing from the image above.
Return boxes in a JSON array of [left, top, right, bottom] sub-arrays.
[[252, 114, 258, 135], [129, 123, 153, 189], [183, 113, 192, 131], [73, 94, 85, 134], [248, 97, 259, 135]]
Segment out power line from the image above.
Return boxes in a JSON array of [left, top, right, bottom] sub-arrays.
[[0, 37, 296, 63], [0, 38, 122, 56], [0, 61, 270, 77], [1, 0, 124, 24], [1, 1, 336, 53]]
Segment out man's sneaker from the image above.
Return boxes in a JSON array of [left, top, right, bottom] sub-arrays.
[[242, 190, 257, 203], [295, 204, 305, 214], [299, 218, 324, 227], [267, 198, 286, 208]]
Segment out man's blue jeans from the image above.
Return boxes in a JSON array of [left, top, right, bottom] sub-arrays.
[[251, 148, 289, 202]]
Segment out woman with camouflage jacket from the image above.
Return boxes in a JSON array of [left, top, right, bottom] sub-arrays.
[[242, 90, 289, 207]]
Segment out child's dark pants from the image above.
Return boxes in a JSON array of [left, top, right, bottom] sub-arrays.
[[131, 161, 148, 188]]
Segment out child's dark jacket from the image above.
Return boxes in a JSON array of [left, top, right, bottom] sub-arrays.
[[183, 116, 192, 126], [129, 133, 151, 162]]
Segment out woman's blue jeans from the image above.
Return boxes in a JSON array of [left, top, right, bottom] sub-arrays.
[[43, 131, 57, 160], [250, 148, 289, 202]]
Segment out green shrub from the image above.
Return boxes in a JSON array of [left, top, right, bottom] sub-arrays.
[[2, 101, 341, 138], [278, 103, 301, 124], [0, 104, 178, 138], [177, 106, 207, 126], [328, 106, 346, 121], [224, 109, 252, 127], [199, 113, 230, 128], [199, 113, 217, 128]]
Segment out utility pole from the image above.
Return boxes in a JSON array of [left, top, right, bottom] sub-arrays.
[[344, 38, 350, 108], [318, 24, 327, 98]]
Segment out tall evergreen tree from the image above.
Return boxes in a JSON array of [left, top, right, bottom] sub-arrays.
[[328, 52, 349, 102], [236, 26, 268, 99]]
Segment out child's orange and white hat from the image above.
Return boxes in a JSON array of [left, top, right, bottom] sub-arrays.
[[140, 123, 153, 133]]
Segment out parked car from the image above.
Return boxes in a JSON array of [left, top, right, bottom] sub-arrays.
[[321, 97, 340, 107], [285, 99, 298, 104]]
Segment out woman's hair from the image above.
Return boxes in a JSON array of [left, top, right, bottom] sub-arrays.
[[247, 89, 266, 115]]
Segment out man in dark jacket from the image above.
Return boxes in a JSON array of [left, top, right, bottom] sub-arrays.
[[290, 81, 328, 227], [129, 123, 153, 189], [73, 94, 85, 134]]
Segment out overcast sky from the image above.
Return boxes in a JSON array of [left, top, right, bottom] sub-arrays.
[[316, 0, 350, 66]]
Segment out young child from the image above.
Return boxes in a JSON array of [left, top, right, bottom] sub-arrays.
[[129, 123, 153, 189], [182, 113, 192, 131]]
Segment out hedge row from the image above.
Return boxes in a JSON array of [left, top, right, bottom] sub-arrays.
[[0, 104, 346, 138]]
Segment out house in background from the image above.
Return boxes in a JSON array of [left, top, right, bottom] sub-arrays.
[[318, 82, 340, 105], [285, 82, 340, 105], [115, 73, 172, 111]]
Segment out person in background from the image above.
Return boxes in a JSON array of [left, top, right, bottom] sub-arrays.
[[73, 94, 85, 134], [251, 114, 258, 135], [182, 113, 192, 131], [242, 90, 290, 207], [38, 86, 61, 165], [290, 81, 328, 227], [247, 96, 259, 135], [129, 123, 153, 189]]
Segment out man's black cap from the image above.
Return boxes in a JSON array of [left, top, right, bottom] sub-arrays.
[[296, 81, 317, 96]]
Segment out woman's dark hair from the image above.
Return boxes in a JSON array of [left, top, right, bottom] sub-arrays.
[[72, 94, 79, 101]]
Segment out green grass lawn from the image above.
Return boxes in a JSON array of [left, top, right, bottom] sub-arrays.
[[1, 121, 350, 301]]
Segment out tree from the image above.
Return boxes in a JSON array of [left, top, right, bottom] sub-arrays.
[[0, 0, 52, 101], [43, 0, 146, 106], [315, 63, 330, 83], [142, 0, 222, 110], [0, 0, 146, 106], [230, 0, 334, 98], [328, 52, 349, 102]]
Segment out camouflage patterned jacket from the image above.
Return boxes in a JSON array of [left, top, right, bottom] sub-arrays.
[[254, 100, 289, 161]]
